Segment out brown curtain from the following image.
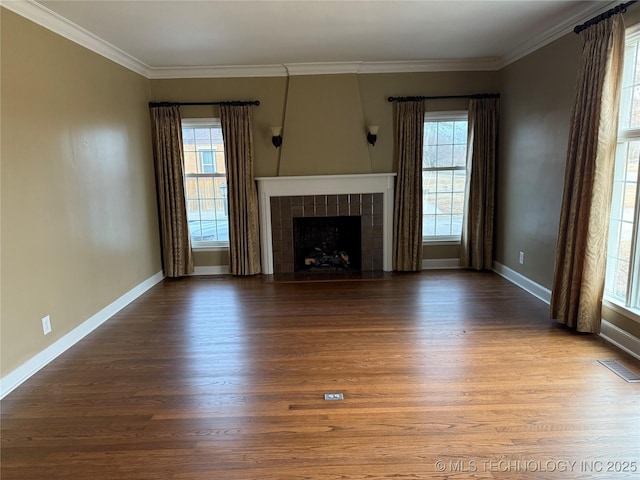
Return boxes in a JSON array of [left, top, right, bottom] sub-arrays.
[[550, 15, 625, 334], [149, 105, 194, 277], [220, 104, 261, 276], [460, 97, 499, 270], [392, 100, 425, 271]]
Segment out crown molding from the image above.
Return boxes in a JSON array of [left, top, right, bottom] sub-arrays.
[[498, 0, 619, 69], [358, 57, 501, 73], [148, 64, 288, 79], [2, 0, 152, 77], [283, 58, 501, 76], [150, 59, 501, 79], [285, 62, 362, 76]]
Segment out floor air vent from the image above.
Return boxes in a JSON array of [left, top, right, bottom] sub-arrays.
[[324, 393, 344, 400], [597, 360, 640, 382]]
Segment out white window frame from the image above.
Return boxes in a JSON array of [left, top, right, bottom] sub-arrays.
[[422, 110, 469, 244], [182, 118, 228, 250], [604, 26, 640, 324]]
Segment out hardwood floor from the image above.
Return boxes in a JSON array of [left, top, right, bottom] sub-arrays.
[[2, 271, 639, 479]]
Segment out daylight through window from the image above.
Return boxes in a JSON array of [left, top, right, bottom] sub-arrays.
[[182, 120, 229, 246], [605, 28, 640, 308], [422, 111, 469, 240]]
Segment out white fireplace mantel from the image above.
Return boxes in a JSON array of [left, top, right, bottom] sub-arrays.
[[255, 173, 396, 274]]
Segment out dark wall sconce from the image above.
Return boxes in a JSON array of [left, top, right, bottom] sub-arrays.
[[271, 126, 283, 148], [367, 125, 379, 146]]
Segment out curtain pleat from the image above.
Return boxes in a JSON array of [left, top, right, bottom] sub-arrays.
[[550, 16, 625, 334], [392, 101, 425, 271], [220, 105, 261, 276], [149, 105, 194, 277], [461, 97, 499, 270]]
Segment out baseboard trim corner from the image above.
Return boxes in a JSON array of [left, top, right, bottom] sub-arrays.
[[0, 271, 164, 399]]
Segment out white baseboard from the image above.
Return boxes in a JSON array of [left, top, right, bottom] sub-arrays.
[[192, 265, 229, 275], [492, 261, 552, 304], [0, 271, 164, 399], [600, 320, 640, 361], [492, 261, 640, 359], [422, 258, 461, 270]]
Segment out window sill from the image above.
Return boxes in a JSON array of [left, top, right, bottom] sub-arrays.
[[423, 238, 461, 246], [192, 245, 229, 252], [602, 298, 640, 325]]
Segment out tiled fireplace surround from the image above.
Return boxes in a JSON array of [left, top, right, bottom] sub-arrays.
[[256, 174, 396, 275], [270, 193, 384, 273]]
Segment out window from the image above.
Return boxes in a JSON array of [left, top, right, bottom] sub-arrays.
[[422, 111, 469, 241], [605, 28, 640, 310], [182, 120, 228, 247]]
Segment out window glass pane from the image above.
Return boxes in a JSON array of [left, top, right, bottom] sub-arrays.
[[436, 170, 453, 202], [423, 214, 436, 237], [215, 151, 226, 173], [631, 85, 640, 129], [615, 259, 630, 299], [195, 128, 211, 146], [453, 121, 467, 144], [424, 145, 437, 168], [619, 86, 633, 129], [453, 171, 466, 194], [438, 122, 453, 144], [424, 123, 438, 146], [184, 177, 199, 201], [623, 183, 637, 222], [633, 41, 640, 85], [184, 151, 198, 175], [182, 123, 228, 245], [422, 114, 468, 239], [182, 128, 195, 147], [453, 145, 466, 167], [452, 192, 465, 216], [436, 144, 453, 167], [626, 141, 640, 182]]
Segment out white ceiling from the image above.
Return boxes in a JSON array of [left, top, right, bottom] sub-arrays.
[[7, 0, 615, 76]]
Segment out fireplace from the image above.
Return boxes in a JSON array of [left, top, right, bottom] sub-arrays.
[[256, 174, 396, 275], [293, 216, 362, 272]]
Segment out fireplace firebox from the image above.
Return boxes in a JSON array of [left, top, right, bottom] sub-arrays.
[[293, 216, 362, 272]]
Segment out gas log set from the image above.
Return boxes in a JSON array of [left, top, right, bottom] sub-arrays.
[[303, 246, 351, 271]]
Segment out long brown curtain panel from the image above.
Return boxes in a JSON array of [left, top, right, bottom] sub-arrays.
[[220, 104, 262, 276], [550, 15, 625, 333], [392, 100, 425, 272], [461, 97, 499, 271], [149, 105, 194, 278]]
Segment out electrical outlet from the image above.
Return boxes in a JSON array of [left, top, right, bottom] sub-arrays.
[[519, 251, 525, 265], [42, 315, 52, 335]]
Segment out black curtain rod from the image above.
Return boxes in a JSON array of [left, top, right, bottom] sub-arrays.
[[148, 100, 260, 107], [574, 1, 636, 34], [387, 93, 500, 103]]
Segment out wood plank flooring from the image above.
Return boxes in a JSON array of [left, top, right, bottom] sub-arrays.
[[2, 271, 639, 479]]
